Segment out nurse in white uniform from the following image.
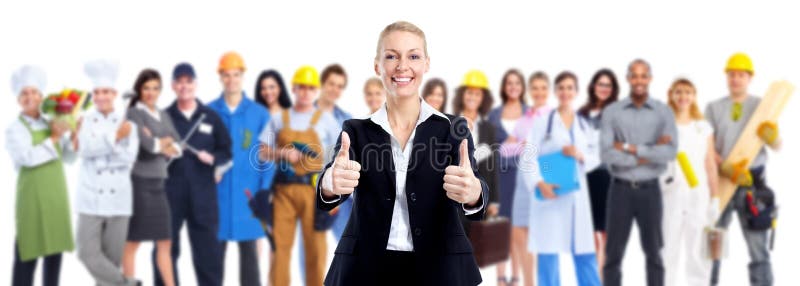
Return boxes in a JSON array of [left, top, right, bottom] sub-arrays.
[[517, 71, 600, 286], [660, 78, 719, 286]]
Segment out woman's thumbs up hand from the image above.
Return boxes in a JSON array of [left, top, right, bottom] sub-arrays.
[[322, 131, 361, 199], [443, 139, 482, 206]]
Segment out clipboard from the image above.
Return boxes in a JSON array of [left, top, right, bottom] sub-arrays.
[[535, 151, 580, 200]]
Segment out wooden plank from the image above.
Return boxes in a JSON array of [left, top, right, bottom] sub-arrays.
[[717, 81, 795, 212]]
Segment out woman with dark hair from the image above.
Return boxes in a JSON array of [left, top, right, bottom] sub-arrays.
[[487, 68, 531, 286], [518, 71, 601, 286], [255, 69, 292, 116], [122, 68, 181, 286], [452, 70, 499, 236], [577, 68, 619, 272], [422, 77, 448, 112]]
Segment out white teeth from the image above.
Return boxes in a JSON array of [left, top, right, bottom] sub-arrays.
[[393, 77, 411, 83]]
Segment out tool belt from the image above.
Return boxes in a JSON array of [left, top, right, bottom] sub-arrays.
[[275, 172, 315, 185], [741, 167, 776, 231]]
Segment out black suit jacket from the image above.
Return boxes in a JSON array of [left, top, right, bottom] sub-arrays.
[[316, 114, 488, 286], [461, 119, 499, 234]]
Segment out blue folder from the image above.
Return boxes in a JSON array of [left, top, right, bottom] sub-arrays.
[[534, 152, 580, 200]]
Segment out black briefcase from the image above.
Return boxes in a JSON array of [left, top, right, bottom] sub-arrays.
[[469, 216, 511, 268]]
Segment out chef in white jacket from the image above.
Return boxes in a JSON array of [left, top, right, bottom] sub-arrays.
[[517, 71, 601, 286], [75, 59, 141, 286]]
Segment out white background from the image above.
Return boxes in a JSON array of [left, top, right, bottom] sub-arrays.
[[1, 0, 799, 285]]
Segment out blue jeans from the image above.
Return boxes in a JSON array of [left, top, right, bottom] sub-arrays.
[[538, 253, 601, 286], [298, 197, 352, 284], [711, 168, 772, 286]]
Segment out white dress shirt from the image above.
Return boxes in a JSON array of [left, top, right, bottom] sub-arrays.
[[5, 114, 76, 170], [322, 98, 483, 251]]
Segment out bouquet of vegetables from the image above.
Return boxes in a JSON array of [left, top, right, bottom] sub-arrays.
[[41, 88, 92, 129]]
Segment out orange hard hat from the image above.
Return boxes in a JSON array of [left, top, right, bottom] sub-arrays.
[[218, 51, 246, 72]]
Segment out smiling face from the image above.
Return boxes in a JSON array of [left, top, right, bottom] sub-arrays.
[[627, 62, 652, 98], [140, 79, 161, 108], [529, 78, 549, 107], [220, 69, 244, 95], [424, 85, 445, 111], [322, 73, 346, 103], [670, 83, 696, 113], [364, 82, 386, 113], [556, 77, 577, 108], [260, 76, 281, 107], [463, 87, 484, 114], [93, 87, 117, 114], [172, 76, 196, 102], [17, 87, 43, 115], [594, 75, 613, 102], [374, 31, 429, 99], [504, 73, 524, 102]]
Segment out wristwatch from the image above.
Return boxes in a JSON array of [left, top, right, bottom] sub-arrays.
[[623, 143, 630, 152]]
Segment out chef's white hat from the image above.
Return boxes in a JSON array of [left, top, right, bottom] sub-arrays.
[[11, 65, 46, 96], [84, 59, 119, 90]]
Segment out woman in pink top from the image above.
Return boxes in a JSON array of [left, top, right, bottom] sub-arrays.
[[510, 71, 550, 286]]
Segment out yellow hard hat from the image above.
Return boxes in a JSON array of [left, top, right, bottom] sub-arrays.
[[725, 52, 754, 75], [462, 70, 489, 89], [218, 51, 246, 72], [292, 65, 320, 88]]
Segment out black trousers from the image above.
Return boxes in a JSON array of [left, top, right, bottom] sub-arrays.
[[220, 240, 261, 286], [603, 178, 664, 286], [11, 242, 63, 286], [379, 250, 418, 286], [153, 183, 222, 286]]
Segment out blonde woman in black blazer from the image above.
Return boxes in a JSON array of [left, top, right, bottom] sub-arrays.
[[316, 21, 489, 286]]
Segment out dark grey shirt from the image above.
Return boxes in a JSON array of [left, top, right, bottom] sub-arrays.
[[127, 105, 181, 178], [600, 96, 678, 181]]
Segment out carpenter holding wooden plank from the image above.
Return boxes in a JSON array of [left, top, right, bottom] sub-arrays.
[[705, 52, 794, 286]]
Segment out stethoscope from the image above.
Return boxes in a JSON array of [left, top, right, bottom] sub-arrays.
[[544, 110, 585, 144]]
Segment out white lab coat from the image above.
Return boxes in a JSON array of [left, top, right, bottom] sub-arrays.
[[517, 111, 597, 254], [659, 119, 714, 286], [75, 109, 139, 216], [5, 114, 76, 170]]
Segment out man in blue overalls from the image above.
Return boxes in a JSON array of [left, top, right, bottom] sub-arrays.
[[208, 51, 275, 286], [152, 63, 232, 286]]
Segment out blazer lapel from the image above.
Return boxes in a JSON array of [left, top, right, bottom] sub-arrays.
[[364, 121, 396, 198]]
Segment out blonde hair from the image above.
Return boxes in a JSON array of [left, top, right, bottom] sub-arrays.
[[375, 21, 428, 60], [363, 77, 384, 93], [668, 78, 704, 120]]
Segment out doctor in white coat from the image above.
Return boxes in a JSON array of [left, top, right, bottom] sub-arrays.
[[75, 60, 141, 286], [517, 71, 601, 286]]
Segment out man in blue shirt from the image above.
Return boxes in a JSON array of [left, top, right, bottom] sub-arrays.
[[207, 52, 274, 286]]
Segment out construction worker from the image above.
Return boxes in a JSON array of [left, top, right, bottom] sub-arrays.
[[452, 70, 499, 235], [258, 65, 340, 286], [7, 66, 75, 286], [295, 64, 353, 279], [660, 78, 719, 286], [152, 63, 232, 286], [706, 53, 781, 286], [207, 51, 273, 286]]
